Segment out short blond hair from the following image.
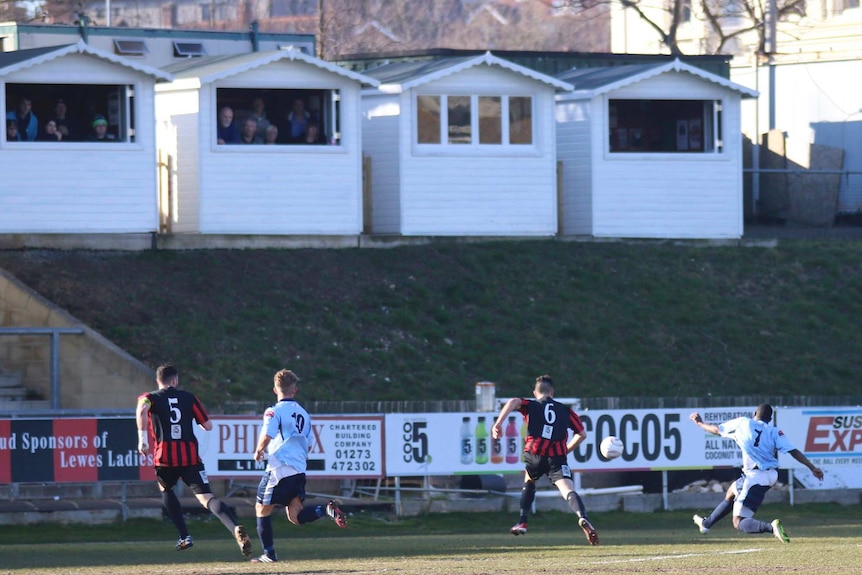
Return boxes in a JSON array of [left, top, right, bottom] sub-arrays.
[[274, 369, 300, 390]]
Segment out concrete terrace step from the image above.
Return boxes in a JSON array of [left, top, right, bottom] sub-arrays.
[[0, 372, 22, 388], [0, 399, 51, 411]]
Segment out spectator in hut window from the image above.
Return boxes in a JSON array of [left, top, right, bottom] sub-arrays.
[[283, 98, 310, 143], [50, 98, 78, 141], [263, 124, 279, 145], [6, 96, 38, 141], [217, 106, 239, 144], [6, 119, 20, 142], [239, 117, 262, 145], [248, 96, 271, 140], [303, 123, 325, 144], [87, 114, 116, 142], [37, 119, 64, 142]]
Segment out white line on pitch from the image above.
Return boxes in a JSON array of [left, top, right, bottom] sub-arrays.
[[590, 548, 762, 565]]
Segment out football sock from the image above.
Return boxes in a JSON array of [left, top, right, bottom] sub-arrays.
[[519, 481, 536, 523], [256, 515, 275, 550], [566, 491, 587, 517], [162, 489, 189, 538], [704, 499, 733, 528], [206, 497, 238, 532], [737, 517, 772, 533], [297, 505, 323, 524]]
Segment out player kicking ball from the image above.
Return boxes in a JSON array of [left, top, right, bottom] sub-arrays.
[[690, 404, 824, 542]]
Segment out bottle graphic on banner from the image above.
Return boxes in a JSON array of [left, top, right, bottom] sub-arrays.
[[520, 416, 527, 462], [460, 416, 473, 464], [505, 416, 520, 464], [491, 423, 504, 464], [475, 416, 489, 465]]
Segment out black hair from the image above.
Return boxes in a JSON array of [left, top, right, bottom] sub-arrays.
[[754, 403, 773, 423]]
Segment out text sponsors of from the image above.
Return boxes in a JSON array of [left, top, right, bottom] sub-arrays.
[[0, 418, 151, 483]]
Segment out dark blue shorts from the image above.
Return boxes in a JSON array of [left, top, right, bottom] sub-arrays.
[[257, 469, 307, 507]]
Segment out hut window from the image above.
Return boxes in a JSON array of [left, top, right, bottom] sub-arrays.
[[509, 96, 532, 145], [416, 95, 441, 144], [4, 83, 134, 144], [215, 87, 340, 146], [479, 96, 501, 144], [608, 99, 720, 153], [416, 94, 533, 148]]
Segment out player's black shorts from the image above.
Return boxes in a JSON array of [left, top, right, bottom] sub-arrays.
[[524, 452, 572, 483], [155, 463, 212, 495]]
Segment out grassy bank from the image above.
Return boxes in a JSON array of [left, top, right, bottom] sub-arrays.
[[1, 239, 860, 409]]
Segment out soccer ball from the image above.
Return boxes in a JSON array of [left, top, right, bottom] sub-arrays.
[[600, 436, 624, 460]]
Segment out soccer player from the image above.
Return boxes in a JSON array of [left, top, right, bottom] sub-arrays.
[[689, 404, 824, 542], [136, 364, 252, 557], [250, 369, 347, 563], [492, 374, 599, 545]]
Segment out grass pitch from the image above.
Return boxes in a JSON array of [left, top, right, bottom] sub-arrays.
[[1, 504, 859, 574]]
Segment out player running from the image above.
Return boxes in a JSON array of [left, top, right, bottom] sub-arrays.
[[250, 369, 347, 563], [690, 404, 824, 542], [136, 364, 252, 557], [492, 374, 599, 545]]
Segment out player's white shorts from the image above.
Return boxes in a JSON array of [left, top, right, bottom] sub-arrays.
[[733, 468, 778, 518]]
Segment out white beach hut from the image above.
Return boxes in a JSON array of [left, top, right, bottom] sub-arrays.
[[155, 48, 379, 235], [0, 41, 171, 234], [360, 52, 573, 236], [555, 59, 758, 239]]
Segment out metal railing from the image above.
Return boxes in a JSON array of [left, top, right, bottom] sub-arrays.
[[0, 327, 84, 410]]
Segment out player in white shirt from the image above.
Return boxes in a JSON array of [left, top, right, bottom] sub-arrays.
[[250, 369, 347, 563], [689, 404, 824, 542]]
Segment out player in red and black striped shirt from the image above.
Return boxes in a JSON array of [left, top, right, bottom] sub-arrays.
[[136, 364, 252, 557], [492, 375, 599, 545]]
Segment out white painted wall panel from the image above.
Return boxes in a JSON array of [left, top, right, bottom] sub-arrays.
[[555, 99, 593, 235], [7, 53, 146, 84], [420, 65, 547, 94], [399, 155, 557, 235], [157, 89, 200, 233], [0, 148, 158, 231], [197, 151, 362, 233], [609, 73, 731, 100], [362, 94, 400, 234]]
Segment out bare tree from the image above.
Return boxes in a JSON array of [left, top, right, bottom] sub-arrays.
[[700, 0, 804, 55], [314, 0, 608, 59], [559, 0, 803, 56], [1, 0, 30, 22]]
